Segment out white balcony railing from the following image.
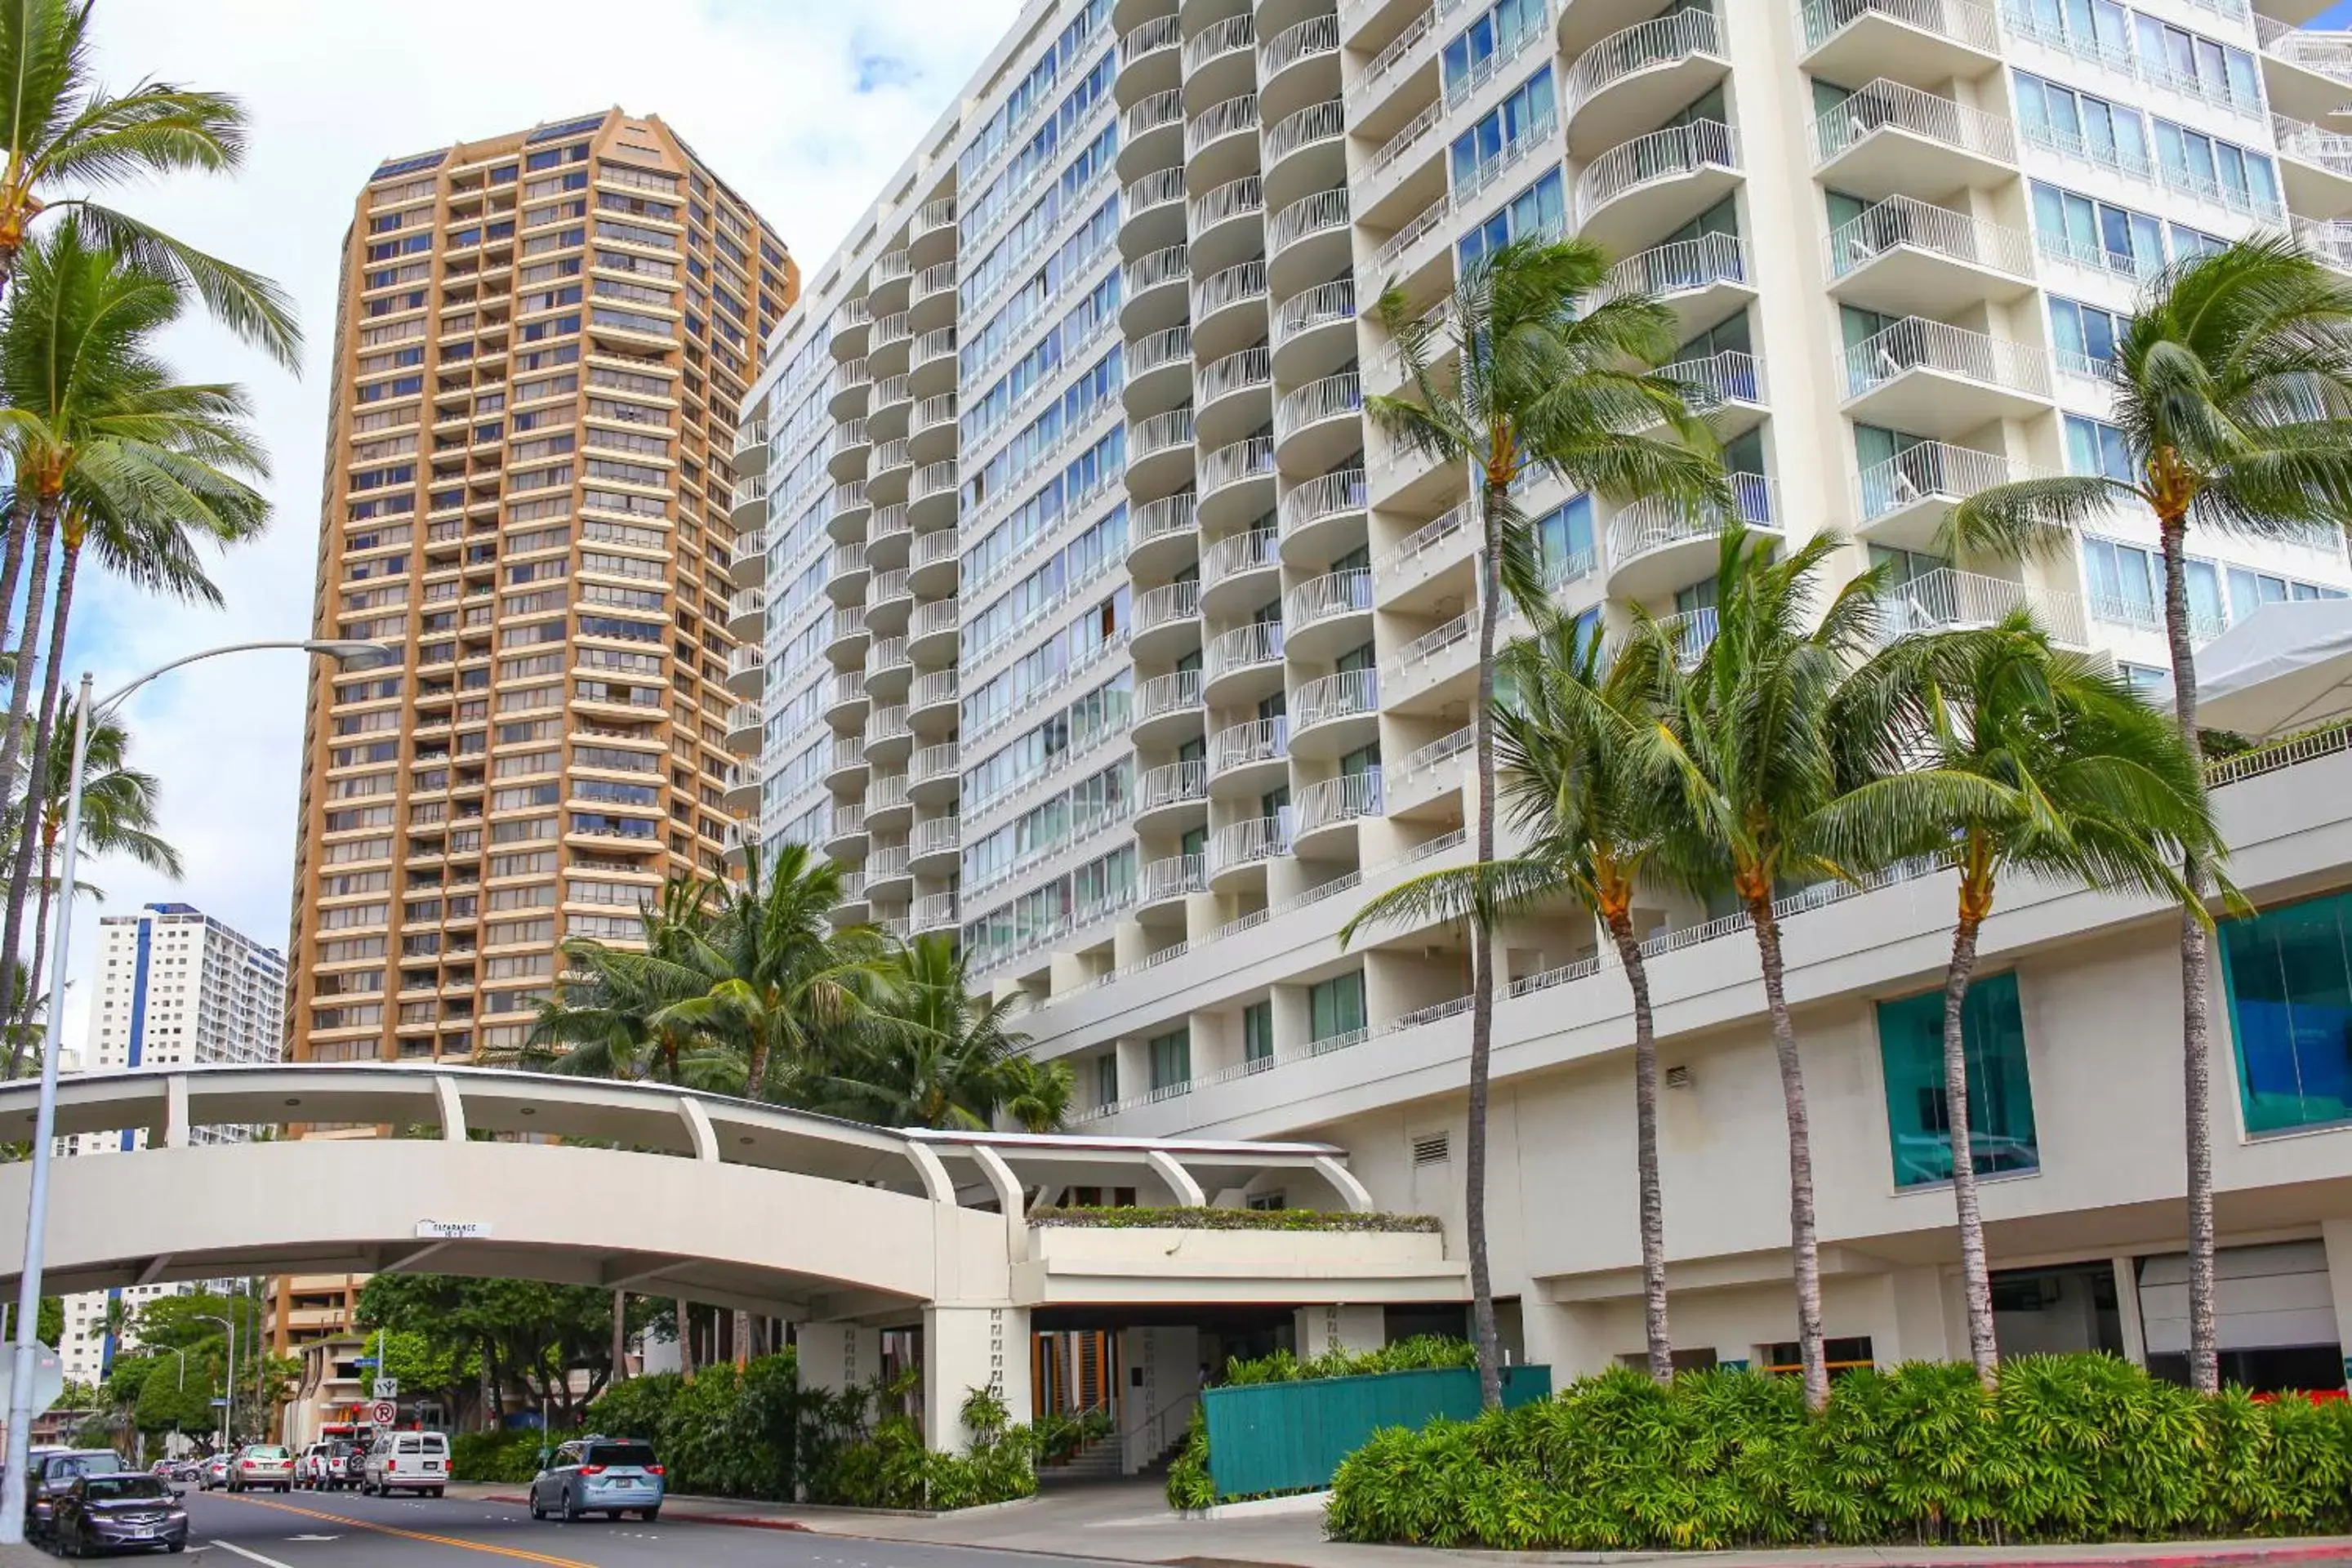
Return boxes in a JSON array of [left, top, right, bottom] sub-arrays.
[[1200, 436, 1276, 495], [1597, 230, 1750, 306], [1205, 621, 1285, 679], [1279, 467, 1367, 534], [1131, 490, 1198, 550], [1128, 325, 1193, 381], [1201, 527, 1280, 586], [1125, 243, 1190, 300], [1609, 471, 1777, 568], [1878, 567, 2088, 646], [1811, 80, 2015, 167], [1275, 372, 1362, 441], [1120, 12, 1179, 68], [1296, 769, 1383, 834], [1139, 759, 1209, 812], [1842, 316, 2050, 401], [1193, 259, 1267, 322], [1855, 440, 2017, 521], [1130, 407, 1197, 460], [1137, 667, 1205, 720], [1140, 853, 1207, 903], [1270, 189, 1350, 254], [1261, 12, 1339, 78], [1577, 120, 1740, 224], [1187, 94, 1259, 158], [1566, 11, 1723, 120], [1267, 100, 1345, 165], [1134, 579, 1202, 633], [1286, 568, 1373, 629], [1826, 194, 2033, 281], [1801, 0, 1998, 54], [1294, 667, 1379, 729], [1209, 815, 1290, 872], [1273, 280, 1356, 348], [1189, 174, 1264, 236], [1197, 346, 1272, 406], [1209, 716, 1288, 773], [1183, 12, 1254, 76]]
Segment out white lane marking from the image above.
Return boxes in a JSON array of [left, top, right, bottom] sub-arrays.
[[288, 1533, 343, 1540], [208, 1543, 299, 1568]]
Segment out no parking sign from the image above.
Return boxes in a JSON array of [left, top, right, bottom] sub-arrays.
[[370, 1399, 397, 1426]]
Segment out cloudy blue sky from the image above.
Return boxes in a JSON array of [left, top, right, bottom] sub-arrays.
[[47, 0, 1023, 1056]]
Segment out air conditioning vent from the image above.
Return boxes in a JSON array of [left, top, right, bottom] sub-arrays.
[[1410, 1130, 1450, 1167]]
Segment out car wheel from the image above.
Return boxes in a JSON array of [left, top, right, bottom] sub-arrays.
[[529, 1486, 546, 1521], [430, 1487, 443, 1499], [641, 1508, 659, 1523], [561, 1487, 581, 1524]]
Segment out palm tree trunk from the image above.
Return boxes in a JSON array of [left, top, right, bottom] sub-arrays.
[[2156, 516, 2219, 1395], [0, 534, 77, 1079], [676, 1298, 695, 1381], [1606, 909, 1673, 1383], [24, 819, 55, 1026], [610, 1292, 627, 1385], [0, 509, 56, 1076], [0, 499, 36, 676], [1463, 484, 1505, 1410], [1748, 895, 1828, 1411], [1942, 898, 1998, 1387]]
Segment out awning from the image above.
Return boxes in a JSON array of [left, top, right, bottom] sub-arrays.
[[2160, 598, 2352, 741]]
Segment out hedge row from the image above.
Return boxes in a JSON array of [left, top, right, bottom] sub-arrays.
[[1028, 1205, 1442, 1232], [1327, 1355, 2352, 1550]]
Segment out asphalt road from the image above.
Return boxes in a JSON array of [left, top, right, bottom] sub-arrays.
[[64, 1486, 1129, 1568]]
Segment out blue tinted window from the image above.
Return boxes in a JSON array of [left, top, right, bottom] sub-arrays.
[[2222, 889, 2352, 1135], [1876, 970, 2038, 1187]]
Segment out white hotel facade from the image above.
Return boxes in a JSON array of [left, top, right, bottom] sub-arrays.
[[736, 0, 2352, 1388]]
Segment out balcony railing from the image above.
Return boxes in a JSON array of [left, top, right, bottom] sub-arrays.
[[1811, 80, 2014, 167], [1279, 468, 1368, 535], [1210, 716, 1289, 773], [1187, 93, 1259, 158], [1566, 11, 1723, 120], [1276, 372, 1362, 440], [1270, 189, 1350, 253], [1826, 194, 2032, 281], [1801, 0, 1998, 52], [911, 742, 960, 783], [1125, 243, 1189, 301], [1261, 12, 1339, 78], [1197, 346, 1272, 406], [1351, 7, 1435, 107], [1189, 174, 1264, 236], [1597, 230, 1750, 305], [1201, 527, 1281, 585], [2258, 15, 2352, 87], [1200, 436, 1276, 495], [1139, 759, 1209, 812], [912, 815, 960, 857], [1120, 12, 1179, 67], [1132, 490, 1198, 550], [1608, 470, 1777, 568], [1129, 324, 1193, 381], [1131, 407, 1196, 460], [1287, 568, 1374, 628], [1662, 347, 1765, 409], [1135, 579, 1202, 632], [1856, 440, 2016, 520], [1183, 12, 1254, 76], [1125, 167, 1187, 219], [1297, 768, 1383, 833], [1842, 317, 2049, 400], [1137, 667, 1205, 719], [1140, 853, 1207, 903], [1878, 567, 2087, 646], [1209, 815, 1290, 872], [1193, 259, 1267, 322], [1374, 197, 1450, 271], [1205, 621, 1286, 679], [1267, 100, 1344, 164], [1577, 120, 1740, 223], [1274, 281, 1356, 348], [1391, 725, 1474, 795], [909, 668, 958, 711], [1294, 667, 1379, 729]]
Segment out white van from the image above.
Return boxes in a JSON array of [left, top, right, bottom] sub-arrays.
[[362, 1430, 449, 1498]]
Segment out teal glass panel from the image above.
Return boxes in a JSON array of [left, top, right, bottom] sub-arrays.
[[2221, 888, 2352, 1134], [1875, 970, 2038, 1187]]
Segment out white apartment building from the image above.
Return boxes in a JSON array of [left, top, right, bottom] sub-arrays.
[[60, 902, 285, 1383], [738, 0, 2352, 1396]]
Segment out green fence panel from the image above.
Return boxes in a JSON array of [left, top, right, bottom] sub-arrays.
[[1202, 1363, 1550, 1500]]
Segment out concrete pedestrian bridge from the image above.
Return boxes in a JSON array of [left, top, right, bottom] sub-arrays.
[[0, 1065, 1461, 1441]]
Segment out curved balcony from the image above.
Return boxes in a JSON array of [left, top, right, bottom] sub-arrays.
[[721, 760, 762, 815], [724, 701, 763, 755], [1182, 14, 1256, 101], [1290, 667, 1379, 758], [826, 670, 871, 728], [1208, 715, 1290, 796], [907, 524, 961, 597], [865, 773, 912, 834], [869, 436, 915, 502], [1137, 758, 1211, 834], [1839, 317, 2051, 440], [1810, 80, 2015, 204], [1202, 620, 1287, 706], [1120, 11, 1183, 84], [826, 357, 872, 418], [865, 502, 912, 572], [908, 741, 961, 807], [909, 459, 960, 528], [908, 666, 960, 731], [1125, 323, 1196, 415], [1264, 100, 1345, 213], [1191, 259, 1268, 360], [1187, 175, 1266, 276], [868, 312, 913, 376], [724, 644, 765, 694], [728, 471, 768, 528], [826, 480, 872, 541], [2273, 116, 2352, 223], [911, 892, 960, 936], [909, 813, 961, 877], [1798, 0, 2001, 91], [1565, 9, 1728, 158], [831, 872, 871, 919], [1273, 371, 1361, 474], [863, 704, 913, 766], [1199, 526, 1282, 615], [1122, 243, 1191, 336], [911, 327, 958, 395], [1208, 815, 1290, 888], [1597, 231, 1755, 341], [827, 604, 871, 662], [1276, 466, 1368, 566], [1128, 406, 1198, 495], [731, 413, 770, 467], [910, 394, 958, 462], [1663, 348, 1769, 439], [1134, 667, 1207, 748], [1258, 13, 1341, 125], [826, 540, 871, 605], [1284, 568, 1374, 662], [1824, 195, 2035, 318], [826, 805, 870, 861], [868, 372, 913, 437], [870, 246, 913, 305], [866, 568, 915, 635], [864, 844, 913, 903], [824, 736, 869, 791], [911, 194, 956, 263], [1575, 119, 1741, 257], [1606, 470, 1780, 602], [1138, 852, 1207, 912], [1198, 435, 1276, 530], [1195, 345, 1273, 447], [725, 585, 766, 639], [866, 635, 913, 699], [1122, 167, 1191, 256], [1267, 188, 1350, 299], [1853, 439, 2021, 555], [1185, 93, 1260, 189], [829, 296, 871, 356], [1271, 279, 1356, 383], [906, 595, 961, 663], [1128, 489, 1200, 577], [1294, 768, 1382, 853], [1134, 577, 1205, 662], [728, 528, 766, 587]]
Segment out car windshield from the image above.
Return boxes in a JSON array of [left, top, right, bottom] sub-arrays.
[[52, 1454, 120, 1481], [586, 1442, 657, 1468], [83, 1477, 169, 1501], [244, 1446, 291, 1459]]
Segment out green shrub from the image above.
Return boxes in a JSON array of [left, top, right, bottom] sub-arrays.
[[1165, 1407, 1213, 1511], [450, 1428, 574, 1484], [1325, 1355, 2352, 1550]]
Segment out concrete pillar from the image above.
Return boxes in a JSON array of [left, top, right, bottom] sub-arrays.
[[921, 1304, 1031, 1453], [1049, 951, 1092, 997], [795, 1321, 880, 1396], [1270, 982, 1312, 1057], [1519, 1296, 1611, 1379], [2320, 1223, 2352, 1391], [1293, 1303, 1385, 1360], [2111, 1254, 2149, 1367], [1118, 1325, 1201, 1473]]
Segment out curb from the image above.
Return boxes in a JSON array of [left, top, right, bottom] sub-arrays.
[[480, 1492, 808, 1531], [1481, 1547, 2352, 1568]]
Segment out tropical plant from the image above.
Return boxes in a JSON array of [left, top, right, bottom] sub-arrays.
[[1343, 610, 1683, 1378], [1368, 235, 1728, 1405], [997, 1054, 1076, 1134], [1843, 616, 2222, 1384], [0, 217, 268, 1077], [1639, 528, 1997, 1410], [501, 880, 737, 1089], [811, 934, 1027, 1129], [1947, 234, 2352, 1391]]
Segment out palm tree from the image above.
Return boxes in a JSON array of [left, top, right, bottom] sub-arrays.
[[813, 935, 1031, 1129], [504, 883, 735, 1089], [14, 702, 179, 1013], [1342, 609, 1684, 1379], [0, 218, 268, 1077], [1839, 615, 2221, 1384], [1641, 527, 1996, 1410], [1947, 234, 2352, 1391], [1369, 235, 1728, 1406], [999, 1056, 1076, 1134]]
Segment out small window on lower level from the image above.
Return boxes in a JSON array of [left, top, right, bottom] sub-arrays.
[[1248, 1192, 1285, 1211], [1758, 1336, 1874, 1377]]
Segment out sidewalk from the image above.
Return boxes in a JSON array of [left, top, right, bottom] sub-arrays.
[[452, 1481, 2352, 1568]]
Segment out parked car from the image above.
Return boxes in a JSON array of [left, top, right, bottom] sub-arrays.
[[528, 1437, 664, 1523], [301, 1440, 357, 1490], [225, 1444, 294, 1494], [24, 1449, 123, 1541], [198, 1455, 228, 1491], [362, 1431, 448, 1498], [50, 1472, 189, 1556]]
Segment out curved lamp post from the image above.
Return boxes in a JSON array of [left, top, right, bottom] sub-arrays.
[[0, 639, 396, 1541]]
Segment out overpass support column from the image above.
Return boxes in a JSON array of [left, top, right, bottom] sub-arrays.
[[795, 1321, 880, 1399], [922, 1303, 1031, 1453]]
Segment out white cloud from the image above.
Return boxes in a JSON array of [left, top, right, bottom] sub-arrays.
[[47, 0, 1016, 1055]]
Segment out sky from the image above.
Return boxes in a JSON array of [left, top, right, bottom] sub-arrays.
[[46, 0, 1022, 1058], [2325, 2, 2352, 23]]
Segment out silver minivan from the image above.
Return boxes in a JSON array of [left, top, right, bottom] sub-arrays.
[[362, 1430, 448, 1497], [528, 1437, 663, 1522]]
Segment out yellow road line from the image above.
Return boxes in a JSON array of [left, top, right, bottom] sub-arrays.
[[219, 1491, 598, 1566]]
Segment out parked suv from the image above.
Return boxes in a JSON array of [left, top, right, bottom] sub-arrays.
[[226, 1444, 294, 1493], [363, 1431, 448, 1497], [528, 1437, 663, 1522], [24, 1448, 122, 1541]]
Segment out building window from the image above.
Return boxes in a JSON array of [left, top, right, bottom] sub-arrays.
[[1148, 1027, 1190, 1092], [1096, 1052, 1118, 1107], [1242, 1000, 1273, 1063], [2220, 887, 2352, 1135], [1309, 971, 1365, 1043], [1874, 970, 2038, 1187]]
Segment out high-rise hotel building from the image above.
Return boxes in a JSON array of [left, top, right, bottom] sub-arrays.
[[735, 2, 2352, 1383], [289, 109, 793, 1069]]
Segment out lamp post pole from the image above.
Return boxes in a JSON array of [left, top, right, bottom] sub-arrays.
[[0, 640, 397, 1544]]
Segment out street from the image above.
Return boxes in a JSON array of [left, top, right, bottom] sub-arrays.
[[82, 1487, 1132, 1568]]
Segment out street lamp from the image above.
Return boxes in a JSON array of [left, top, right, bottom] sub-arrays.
[[0, 639, 398, 1543]]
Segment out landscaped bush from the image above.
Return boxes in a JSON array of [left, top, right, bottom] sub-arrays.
[[582, 1353, 805, 1499], [451, 1428, 573, 1484], [1029, 1205, 1442, 1232], [1326, 1355, 2352, 1550], [1165, 1335, 1478, 1509], [808, 1376, 1103, 1511]]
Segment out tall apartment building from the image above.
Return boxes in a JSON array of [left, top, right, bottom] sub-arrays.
[[736, 0, 2352, 1392], [288, 109, 794, 1072], [60, 902, 284, 1384]]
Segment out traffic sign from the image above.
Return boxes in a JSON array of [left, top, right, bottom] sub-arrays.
[[0, 1345, 66, 1415], [369, 1400, 396, 1427], [353, 1357, 379, 1368], [370, 1378, 398, 1401]]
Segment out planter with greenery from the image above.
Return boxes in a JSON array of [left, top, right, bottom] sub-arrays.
[[1029, 1206, 1442, 1232], [1327, 1356, 2352, 1550]]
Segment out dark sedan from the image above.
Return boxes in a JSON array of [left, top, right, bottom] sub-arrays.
[[49, 1472, 188, 1556]]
